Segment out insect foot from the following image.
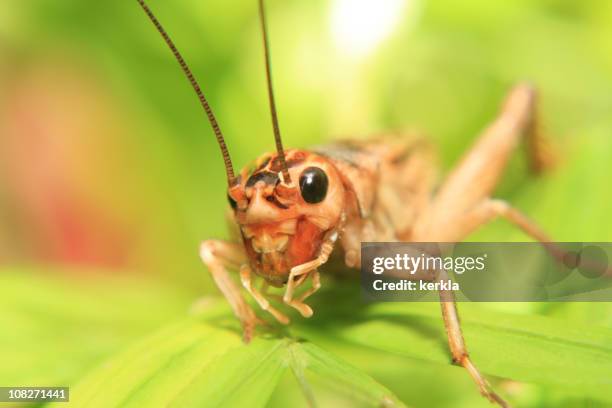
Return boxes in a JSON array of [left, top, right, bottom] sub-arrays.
[[241, 318, 257, 343], [462, 357, 510, 408], [283, 299, 314, 318]]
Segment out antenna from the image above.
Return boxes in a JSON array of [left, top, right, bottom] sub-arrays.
[[136, 0, 237, 185], [258, 0, 291, 184]]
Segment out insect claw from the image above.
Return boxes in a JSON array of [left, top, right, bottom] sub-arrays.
[[285, 301, 313, 318], [241, 312, 267, 344], [267, 308, 290, 325], [241, 321, 255, 344], [469, 363, 510, 407], [300, 304, 313, 318], [483, 389, 510, 408]]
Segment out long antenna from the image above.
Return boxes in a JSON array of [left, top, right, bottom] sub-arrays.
[[136, 0, 236, 186], [258, 0, 291, 184]]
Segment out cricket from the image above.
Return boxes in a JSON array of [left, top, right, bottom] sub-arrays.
[[137, 0, 557, 406]]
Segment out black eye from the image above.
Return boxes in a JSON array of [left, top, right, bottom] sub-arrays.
[[227, 194, 237, 210], [299, 167, 328, 204]]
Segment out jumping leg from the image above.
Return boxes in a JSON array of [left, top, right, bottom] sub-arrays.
[[416, 84, 552, 239], [408, 85, 556, 406]]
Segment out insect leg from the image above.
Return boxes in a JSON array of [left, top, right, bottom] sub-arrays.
[[298, 270, 321, 303], [435, 199, 573, 266], [283, 230, 338, 317], [283, 268, 315, 317], [199, 240, 258, 342], [438, 272, 509, 408], [429, 198, 551, 243], [417, 83, 551, 238], [416, 199, 560, 406], [240, 264, 290, 325]]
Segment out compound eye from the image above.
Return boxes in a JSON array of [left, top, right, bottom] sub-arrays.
[[299, 167, 328, 204]]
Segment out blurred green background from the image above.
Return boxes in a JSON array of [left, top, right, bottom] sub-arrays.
[[1, 0, 612, 407]]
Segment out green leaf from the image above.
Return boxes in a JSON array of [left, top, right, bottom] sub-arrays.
[[294, 342, 403, 407], [292, 283, 612, 404], [6, 269, 612, 407], [48, 286, 612, 407], [51, 316, 404, 408], [0, 269, 190, 387]]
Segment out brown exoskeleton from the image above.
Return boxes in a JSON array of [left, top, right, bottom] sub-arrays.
[[137, 1, 556, 406]]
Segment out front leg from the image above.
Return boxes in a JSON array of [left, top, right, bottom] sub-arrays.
[[240, 264, 290, 325], [283, 230, 338, 317], [200, 240, 258, 342]]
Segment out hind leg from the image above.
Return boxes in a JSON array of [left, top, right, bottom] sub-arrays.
[[415, 83, 552, 239], [410, 84, 555, 407]]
